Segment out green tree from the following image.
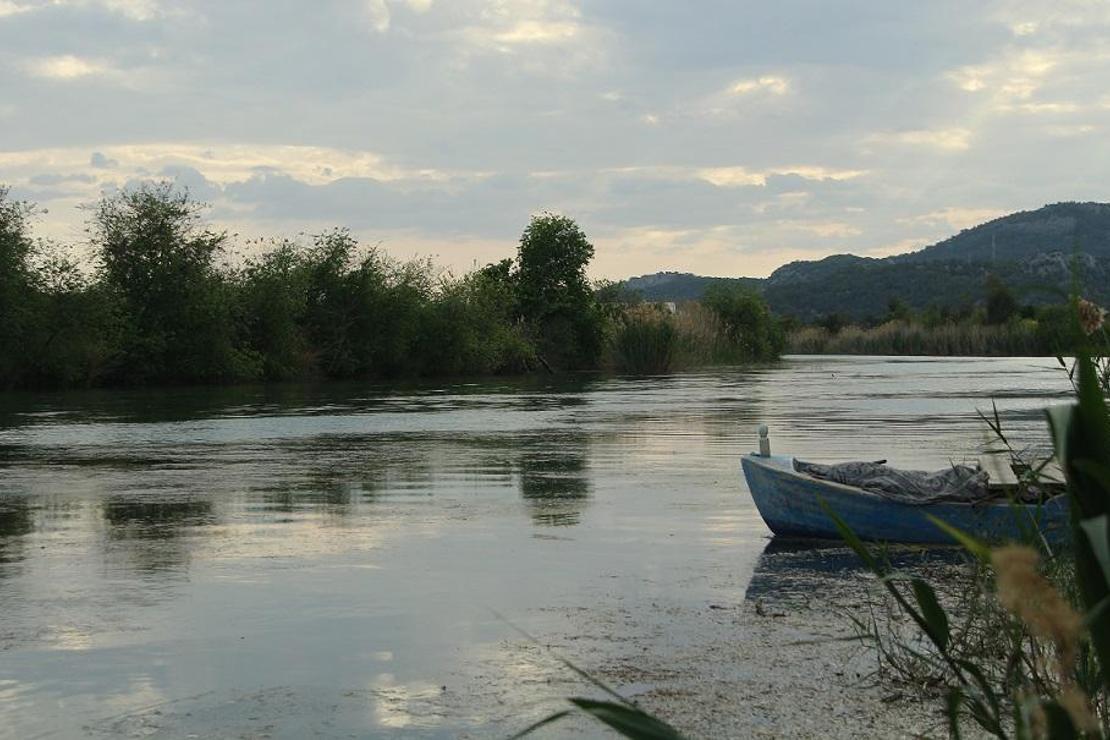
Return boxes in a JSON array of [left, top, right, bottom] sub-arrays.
[[90, 183, 245, 383], [885, 297, 912, 323], [514, 213, 604, 369], [0, 187, 39, 387], [702, 284, 783, 360], [238, 239, 312, 380], [820, 312, 847, 335], [985, 274, 1017, 325]]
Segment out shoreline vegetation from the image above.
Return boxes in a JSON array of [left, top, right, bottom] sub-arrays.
[[0, 183, 781, 391], [786, 285, 1076, 357], [788, 319, 1046, 356]]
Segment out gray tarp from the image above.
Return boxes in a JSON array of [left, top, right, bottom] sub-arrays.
[[794, 460, 992, 505]]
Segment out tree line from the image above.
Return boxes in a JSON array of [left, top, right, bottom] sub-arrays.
[[0, 183, 782, 389]]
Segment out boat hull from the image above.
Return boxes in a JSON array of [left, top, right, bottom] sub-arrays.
[[741, 454, 1070, 545]]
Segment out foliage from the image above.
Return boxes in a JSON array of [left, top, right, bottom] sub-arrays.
[[788, 319, 1044, 356], [0, 187, 39, 388], [90, 183, 246, 384], [608, 306, 678, 374], [702, 284, 784, 360], [514, 212, 605, 370], [987, 275, 1020, 325], [236, 239, 313, 380], [886, 297, 913, 323], [605, 299, 786, 374], [3, 186, 784, 389]]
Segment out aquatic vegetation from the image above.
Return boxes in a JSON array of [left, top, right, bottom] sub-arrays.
[[607, 299, 784, 374], [788, 319, 1044, 356], [608, 305, 679, 374]]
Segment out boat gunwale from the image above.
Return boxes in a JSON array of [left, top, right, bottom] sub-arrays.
[[741, 453, 1066, 512]]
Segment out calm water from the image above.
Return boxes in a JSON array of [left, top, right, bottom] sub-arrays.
[[0, 356, 1072, 738]]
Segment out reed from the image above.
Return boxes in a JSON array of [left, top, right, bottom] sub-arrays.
[[606, 301, 775, 374], [608, 305, 679, 374], [788, 319, 1043, 356]]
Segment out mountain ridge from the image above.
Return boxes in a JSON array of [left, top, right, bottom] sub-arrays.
[[620, 202, 1110, 320]]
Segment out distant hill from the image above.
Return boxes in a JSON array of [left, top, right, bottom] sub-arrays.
[[900, 202, 1110, 263], [621, 272, 762, 301], [616, 202, 1110, 321]]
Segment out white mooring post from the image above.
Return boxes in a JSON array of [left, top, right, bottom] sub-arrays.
[[758, 424, 771, 457]]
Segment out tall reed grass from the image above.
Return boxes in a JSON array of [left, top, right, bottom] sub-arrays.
[[606, 302, 773, 373], [788, 319, 1042, 356]]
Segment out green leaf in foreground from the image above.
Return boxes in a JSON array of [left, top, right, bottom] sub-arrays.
[[1079, 515, 1110, 585], [567, 699, 687, 739], [926, 515, 992, 562], [910, 578, 950, 652], [496, 612, 688, 739], [507, 711, 573, 740]]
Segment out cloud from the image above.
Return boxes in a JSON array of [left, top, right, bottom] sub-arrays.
[[870, 128, 973, 151], [728, 75, 789, 96], [3, 1, 1110, 278], [903, 207, 1008, 231], [947, 49, 1059, 101], [24, 54, 109, 80], [365, 0, 391, 31], [90, 152, 118, 169], [491, 19, 578, 44], [28, 172, 96, 185], [0, 1, 32, 18], [697, 165, 867, 188]]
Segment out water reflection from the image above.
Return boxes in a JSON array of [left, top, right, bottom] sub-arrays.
[[257, 480, 356, 516], [518, 435, 591, 527], [0, 498, 33, 567], [744, 537, 967, 605], [101, 495, 216, 575]]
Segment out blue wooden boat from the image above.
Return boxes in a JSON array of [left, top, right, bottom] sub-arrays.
[[741, 453, 1071, 545]]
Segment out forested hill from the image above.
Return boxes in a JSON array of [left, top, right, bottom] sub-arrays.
[[619, 202, 1110, 321], [618, 272, 762, 301], [899, 201, 1110, 263]]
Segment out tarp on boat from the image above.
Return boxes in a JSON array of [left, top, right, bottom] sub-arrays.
[[794, 460, 992, 505]]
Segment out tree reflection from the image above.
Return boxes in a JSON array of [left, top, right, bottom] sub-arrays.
[[518, 436, 591, 527], [101, 495, 215, 575], [256, 479, 356, 518], [0, 498, 33, 568]]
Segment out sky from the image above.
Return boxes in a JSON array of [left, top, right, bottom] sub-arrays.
[[1, 0, 1109, 279]]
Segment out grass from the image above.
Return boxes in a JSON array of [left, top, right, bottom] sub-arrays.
[[607, 302, 775, 374], [789, 320, 1042, 356]]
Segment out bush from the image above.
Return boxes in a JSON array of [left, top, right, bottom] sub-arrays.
[[91, 184, 245, 384], [702, 284, 784, 360]]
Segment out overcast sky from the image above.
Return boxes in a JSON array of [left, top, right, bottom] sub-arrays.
[[1, 0, 1108, 278]]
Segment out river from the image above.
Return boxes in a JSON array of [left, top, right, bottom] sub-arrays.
[[0, 356, 1072, 738]]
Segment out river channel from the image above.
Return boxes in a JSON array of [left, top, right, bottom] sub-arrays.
[[0, 356, 1072, 738]]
